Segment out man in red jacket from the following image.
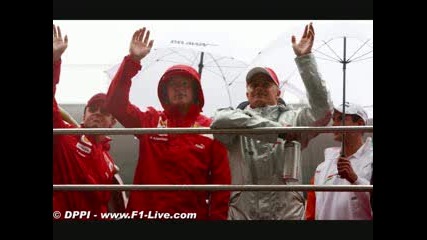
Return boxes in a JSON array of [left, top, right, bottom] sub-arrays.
[[106, 27, 231, 220], [53, 25, 125, 220]]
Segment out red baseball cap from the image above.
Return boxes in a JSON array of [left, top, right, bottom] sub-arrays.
[[246, 67, 280, 87], [86, 93, 107, 107]]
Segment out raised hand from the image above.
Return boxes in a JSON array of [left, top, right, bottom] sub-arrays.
[[129, 27, 154, 62], [291, 22, 315, 57], [53, 25, 68, 62]]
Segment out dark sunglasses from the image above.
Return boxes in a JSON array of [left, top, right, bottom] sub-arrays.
[[87, 105, 111, 116]]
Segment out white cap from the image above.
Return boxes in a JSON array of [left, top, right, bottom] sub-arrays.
[[334, 102, 369, 124]]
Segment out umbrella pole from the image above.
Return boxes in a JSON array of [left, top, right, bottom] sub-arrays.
[[226, 85, 233, 108], [340, 37, 348, 157], [198, 52, 205, 75], [197, 51, 233, 108]]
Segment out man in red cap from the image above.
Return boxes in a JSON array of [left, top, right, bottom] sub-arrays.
[[211, 23, 333, 220], [53, 25, 126, 220], [105, 27, 231, 220]]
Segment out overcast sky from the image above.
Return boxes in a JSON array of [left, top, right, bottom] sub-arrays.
[[52, 20, 373, 117]]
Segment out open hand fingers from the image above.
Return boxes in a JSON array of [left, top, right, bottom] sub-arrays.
[[133, 27, 152, 48], [148, 40, 154, 49], [53, 25, 57, 38], [308, 22, 315, 39], [143, 30, 151, 45], [57, 26, 62, 39], [302, 24, 308, 39], [132, 29, 140, 42], [53, 25, 62, 40], [137, 27, 146, 42]]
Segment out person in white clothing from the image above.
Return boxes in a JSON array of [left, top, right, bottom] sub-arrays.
[[305, 102, 373, 220]]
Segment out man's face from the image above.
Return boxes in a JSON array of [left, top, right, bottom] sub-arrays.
[[332, 111, 363, 141], [246, 73, 280, 108], [166, 75, 195, 107], [83, 102, 116, 128]]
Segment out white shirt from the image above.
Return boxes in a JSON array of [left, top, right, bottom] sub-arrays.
[[314, 137, 373, 220]]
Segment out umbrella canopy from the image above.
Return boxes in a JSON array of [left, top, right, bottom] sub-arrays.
[[230, 24, 373, 119], [105, 46, 249, 117], [236, 29, 373, 159]]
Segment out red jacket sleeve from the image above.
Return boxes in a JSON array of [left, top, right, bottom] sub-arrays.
[[106, 55, 157, 128], [53, 59, 69, 129], [53, 60, 61, 96], [207, 139, 231, 220], [305, 177, 316, 220]]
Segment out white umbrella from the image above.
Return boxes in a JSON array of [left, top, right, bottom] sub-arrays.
[[241, 31, 373, 157], [232, 32, 373, 118], [105, 45, 249, 117]]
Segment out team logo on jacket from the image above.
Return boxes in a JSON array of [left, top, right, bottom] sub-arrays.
[[195, 143, 205, 149], [149, 135, 169, 141], [76, 142, 91, 154], [151, 116, 169, 141], [80, 135, 92, 146], [157, 117, 168, 128], [76, 135, 92, 157], [323, 173, 338, 185]]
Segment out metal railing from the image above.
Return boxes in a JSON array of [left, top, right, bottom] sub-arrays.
[[53, 126, 373, 135], [53, 184, 372, 192], [53, 125, 373, 192]]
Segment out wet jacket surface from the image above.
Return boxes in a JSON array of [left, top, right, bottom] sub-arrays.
[[53, 60, 115, 220], [211, 54, 332, 220], [106, 56, 231, 220]]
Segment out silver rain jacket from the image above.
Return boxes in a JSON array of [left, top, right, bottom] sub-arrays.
[[211, 53, 333, 220]]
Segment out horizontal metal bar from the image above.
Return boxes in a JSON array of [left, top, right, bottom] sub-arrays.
[[53, 184, 373, 192], [53, 126, 373, 135]]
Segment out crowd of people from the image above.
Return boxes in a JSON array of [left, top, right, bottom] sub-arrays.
[[53, 23, 373, 221]]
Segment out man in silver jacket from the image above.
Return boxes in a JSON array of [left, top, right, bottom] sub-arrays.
[[211, 23, 333, 220]]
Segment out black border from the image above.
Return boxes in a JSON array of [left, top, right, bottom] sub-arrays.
[[53, 220, 373, 240], [53, 0, 373, 20], [51, 1, 375, 239], [8, 11, 52, 236]]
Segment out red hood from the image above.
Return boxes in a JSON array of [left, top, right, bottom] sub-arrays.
[[157, 65, 205, 115]]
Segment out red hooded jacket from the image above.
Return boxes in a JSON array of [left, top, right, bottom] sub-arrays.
[[53, 60, 115, 220], [106, 55, 231, 220]]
